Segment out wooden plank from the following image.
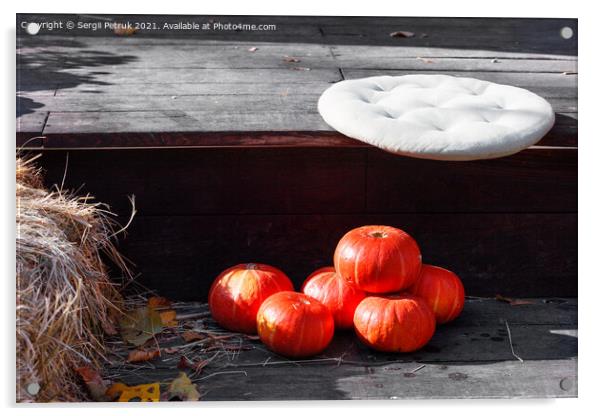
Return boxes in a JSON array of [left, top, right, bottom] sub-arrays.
[[41, 111, 332, 136], [35, 115, 574, 148], [106, 358, 576, 400], [18, 42, 576, 72], [40, 148, 367, 216], [458, 298, 577, 326], [18, 43, 336, 70], [102, 297, 576, 399], [335, 359, 576, 400], [39, 148, 576, 217], [332, 56, 577, 73], [38, 131, 357, 149], [51, 82, 332, 97], [102, 299, 576, 373], [24, 37, 574, 60], [20, 94, 322, 113], [366, 148, 577, 213], [109, 213, 576, 300], [320, 23, 577, 55], [18, 94, 577, 115], [18, 67, 342, 85], [333, 44, 576, 61], [104, 322, 576, 374]]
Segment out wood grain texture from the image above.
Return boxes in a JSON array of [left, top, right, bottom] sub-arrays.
[[37, 147, 577, 300], [41, 111, 332, 135], [40, 148, 367, 216], [18, 67, 342, 85], [109, 213, 576, 300], [366, 147, 577, 213], [16, 16, 577, 148], [39, 148, 576, 216], [51, 82, 332, 97], [107, 358, 576, 400], [103, 298, 577, 400]]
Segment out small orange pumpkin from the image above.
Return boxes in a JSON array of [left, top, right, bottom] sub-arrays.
[[208, 263, 293, 334], [302, 267, 366, 329], [334, 225, 422, 293], [408, 264, 465, 324], [353, 293, 435, 353], [257, 291, 334, 358]]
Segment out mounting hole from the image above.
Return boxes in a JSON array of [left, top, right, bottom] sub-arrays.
[[560, 27, 574, 39], [26, 22, 40, 35]]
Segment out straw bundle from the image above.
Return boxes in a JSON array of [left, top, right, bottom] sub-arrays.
[[16, 155, 130, 402]]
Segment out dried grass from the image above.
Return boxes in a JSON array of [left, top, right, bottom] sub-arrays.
[[16, 154, 131, 402]]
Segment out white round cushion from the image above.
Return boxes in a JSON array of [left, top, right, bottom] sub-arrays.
[[317, 74, 555, 160]]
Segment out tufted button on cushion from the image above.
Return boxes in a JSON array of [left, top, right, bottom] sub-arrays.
[[317, 74, 555, 161]]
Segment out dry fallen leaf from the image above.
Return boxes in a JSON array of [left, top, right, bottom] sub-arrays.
[[159, 310, 178, 327], [390, 31, 415, 38], [495, 294, 536, 306], [119, 307, 163, 346], [283, 56, 301, 63], [126, 349, 161, 363], [162, 372, 201, 401], [147, 296, 177, 326], [163, 347, 179, 354], [292, 67, 311, 71], [248, 47, 258, 52], [106, 382, 160, 402], [148, 296, 172, 309], [75, 367, 110, 401], [182, 330, 206, 343]]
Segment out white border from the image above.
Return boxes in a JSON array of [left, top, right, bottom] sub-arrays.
[[3, 1, 598, 414]]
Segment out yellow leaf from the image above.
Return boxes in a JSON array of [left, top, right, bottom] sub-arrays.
[[106, 382, 160, 402]]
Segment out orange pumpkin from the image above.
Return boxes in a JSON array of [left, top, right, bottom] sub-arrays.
[[208, 263, 293, 334], [257, 291, 334, 358], [302, 267, 366, 329], [409, 264, 465, 324], [353, 294, 435, 352], [334, 225, 422, 293]]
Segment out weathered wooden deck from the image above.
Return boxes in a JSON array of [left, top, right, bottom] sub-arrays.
[[17, 15, 576, 148], [105, 298, 577, 400], [17, 15, 577, 400]]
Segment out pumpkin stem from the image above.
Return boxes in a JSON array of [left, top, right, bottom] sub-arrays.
[[369, 231, 388, 238], [245, 263, 259, 270]]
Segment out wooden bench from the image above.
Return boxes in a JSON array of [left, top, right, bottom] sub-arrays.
[[17, 14, 577, 399]]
